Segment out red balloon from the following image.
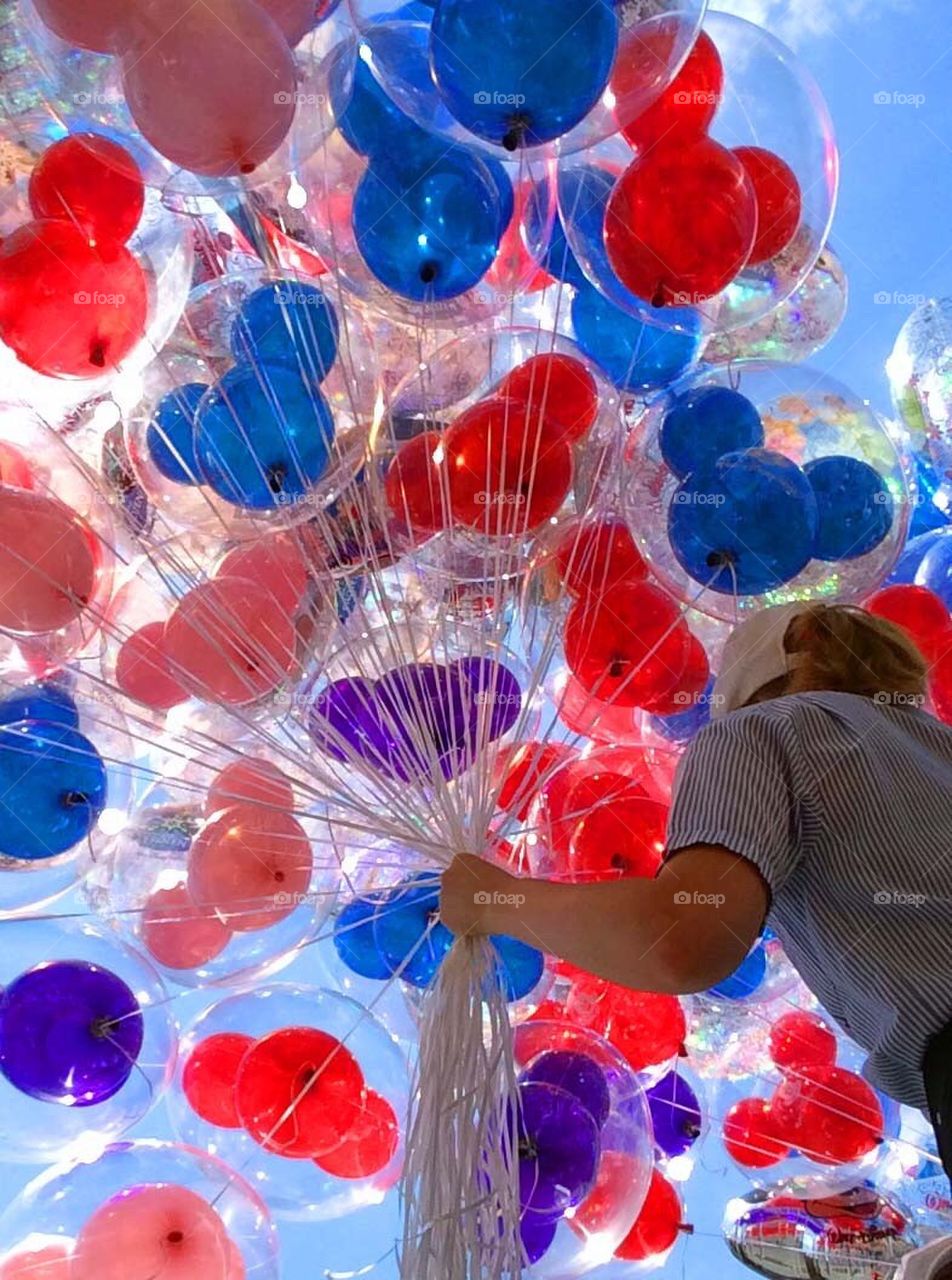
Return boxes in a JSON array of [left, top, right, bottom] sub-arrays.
[[384, 431, 450, 539], [771, 1066, 882, 1165], [0, 220, 148, 377], [183, 1033, 255, 1128], [29, 134, 145, 245], [556, 673, 641, 743], [120, 0, 298, 177], [187, 803, 313, 932], [734, 146, 802, 264], [556, 517, 648, 599], [866, 584, 951, 661], [567, 977, 685, 1071], [163, 577, 298, 705], [768, 1010, 838, 1075], [205, 758, 295, 816], [569, 794, 668, 881], [255, 0, 316, 43], [0, 488, 98, 634], [496, 354, 599, 444], [216, 534, 310, 617], [930, 645, 952, 723], [723, 1097, 791, 1168], [614, 1168, 682, 1261], [31, 0, 130, 52], [563, 581, 690, 710], [605, 138, 757, 307], [615, 30, 723, 152], [313, 1088, 400, 1179], [235, 1026, 364, 1157], [73, 1184, 232, 1280], [116, 621, 189, 711], [570, 1149, 648, 1239], [141, 883, 233, 970], [0, 444, 33, 490], [445, 399, 573, 535], [492, 741, 576, 821]]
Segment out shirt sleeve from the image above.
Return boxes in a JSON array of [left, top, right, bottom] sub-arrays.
[[665, 708, 803, 896]]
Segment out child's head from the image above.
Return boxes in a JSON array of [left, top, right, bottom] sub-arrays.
[[711, 602, 928, 716]]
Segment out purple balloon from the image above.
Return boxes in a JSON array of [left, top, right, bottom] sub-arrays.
[[517, 1082, 599, 1219], [454, 656, 523, 741], [645, 1071, 702, 1159], [520, 1211, 558, 1264], [308, 676, 397, 768], [375, 663, 472, 780], [0, 960, 143, 1106], [521, 1051, 611, 1130]]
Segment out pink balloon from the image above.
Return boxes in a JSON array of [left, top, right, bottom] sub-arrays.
[[31, 0, 130, 52], [216, 534, 310, 617], [187, 803, 313, 931], [72, 1185, 231, 1280], [254, 0, 316, 44], [116, 621, 189, 710], [141, 883, 233, 969], [0, 488, 99, 635], [120, 0, 298, 177], [0, 1244, 73, 1280], [225, 1240, 246, 1280]]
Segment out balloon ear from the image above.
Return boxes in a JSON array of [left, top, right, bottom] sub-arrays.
[[31, 0, 130, 52]]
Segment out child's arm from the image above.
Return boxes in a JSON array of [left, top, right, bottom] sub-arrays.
[[439, 846, 769, 995]]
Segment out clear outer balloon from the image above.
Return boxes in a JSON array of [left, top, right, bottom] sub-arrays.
[[557, 11, 838, 339], [0, 1139, 277, 1280], [344, 1, 705, 159], [286, 128, 558, 327], [0, 919, 175, 1162], [723, 1183, 918, 1280], [510, 1019, 654, 1276], [703, 246, 848, 366], [167, 984, 409, 1221], [119, 0, 297, 178], [624, 362, 911, 621], [85, 772, 338, 989], [887, 297, 952, 482]]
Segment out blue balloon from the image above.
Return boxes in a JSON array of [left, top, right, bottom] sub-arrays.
[[429, 0, 617, 148], [660, 387, 765, 480], [353, 148, 502, 300], [0, 682, 78, 730], [0, 722, 106, 860], [372, 875, 454, 987], [708, 943, 767, 1001], [330, 39, 436, 161], [230, 280, 339, 384], [668, 449, 819, 595], [543, 166, 614, 289], [489, 935, 544, 1001], [333, 895, 393, 979], [146, 383, 205, 485], [915, 530, 952, 608], [194, 364, 335, 510], [887, 528, 945, 586], [571, 282, 701, 392], [804, 455, 893, 561], [909, 449, 951, 538], [649, 675, 715, 744]]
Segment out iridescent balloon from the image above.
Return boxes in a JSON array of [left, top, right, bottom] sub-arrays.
[[704, 247, 847, 367], [887, 296, 952, 481]]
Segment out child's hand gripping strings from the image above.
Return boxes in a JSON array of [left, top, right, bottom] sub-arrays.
[[439, 845, 768, 996]]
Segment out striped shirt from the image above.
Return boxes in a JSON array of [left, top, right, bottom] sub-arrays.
[[665, 691, 952, 1110]]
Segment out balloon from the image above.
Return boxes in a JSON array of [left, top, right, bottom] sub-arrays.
[[115, 623, 190, 711], [0, 960, 142, 1106], [735, 146, 803, 265], [146, 384, 206, 485], [887, 296, 952, 474], [613, 1168, 683, 1261], [521, 1051, 611, 1129], [385, 431, 450, 539], [229, 280, 339, 383], [768, 1011, 838, 1074], [616, 30, 723, 152], [194, 365, 335, 510], [724, 1097, 791, 1169], [0, 722, 106, 859], [313, 1089, 400, 1179], [141, 884, 234, 970], [645, 1071, 703, 1159], [31, 0, 130, 51], [555, 517, 648, 599], [205, 759, 295, 815], [496, 354, 599, 444], [805, 455, 894, 561], [120, 0, 298, 177], [516, 1082, 599, 1217], [0, 221, 148, 377], [0, 682, 78, 729], [28, 134, 145, 245], [0, 489, 100, 635], [570, 282, 702, 392], [183, 1033, 256, 1128], [428, 0, 617, 149], [604, 137, 757, 308], [353, 150, 503, 301], [866, 584, 950, 660], [660, 386, 765, 480], [256, 0, 317, 43]]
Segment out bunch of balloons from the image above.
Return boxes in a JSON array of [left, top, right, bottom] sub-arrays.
[[1, 2, 950, 1279]]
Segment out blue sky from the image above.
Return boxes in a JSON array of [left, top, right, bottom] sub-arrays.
[[2, 2, 951, 1277]]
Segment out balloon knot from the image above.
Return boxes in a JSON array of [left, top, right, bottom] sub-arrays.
[[502, 114, 531, 153]]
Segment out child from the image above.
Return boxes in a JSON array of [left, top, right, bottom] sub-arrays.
[[441, 602, 952, 1276]]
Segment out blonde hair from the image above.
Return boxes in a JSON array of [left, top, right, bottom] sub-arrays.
[[748, 604, 928, 706]]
